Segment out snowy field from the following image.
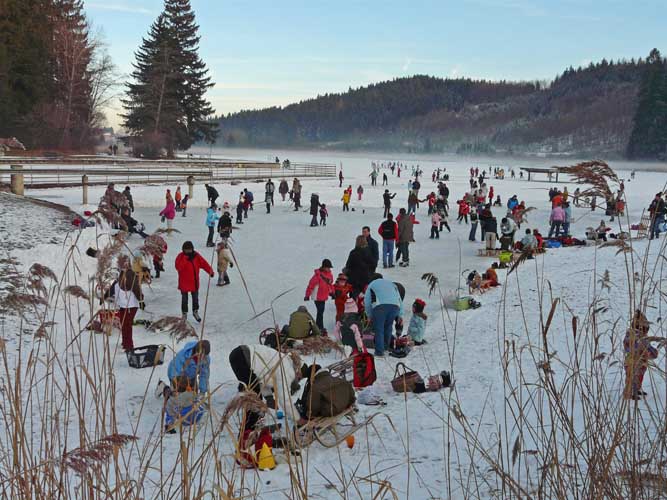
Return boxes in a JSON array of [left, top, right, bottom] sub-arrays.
[[3, 149, 667, 499]]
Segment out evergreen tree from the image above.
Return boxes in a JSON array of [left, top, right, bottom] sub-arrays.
[[122, 0, 217, 157], [627, 49, 667, 159], [0, 0, 54, 146]]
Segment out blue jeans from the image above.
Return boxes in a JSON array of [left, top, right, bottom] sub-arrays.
[[371, 304, 400, 355], [651, 215, 663, 239], [469, 222, 478, 241], [382, 240, 395, 267], [562, 222, 570, 236]]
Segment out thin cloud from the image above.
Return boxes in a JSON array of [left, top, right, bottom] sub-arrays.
[[87, 2, 153, 15]]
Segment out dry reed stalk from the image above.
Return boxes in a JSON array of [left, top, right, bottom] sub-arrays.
[[62, 285, 90, 302], [147, 316, 197, 341], [60, 434, 137, 474], [289, 336, 345, 356]]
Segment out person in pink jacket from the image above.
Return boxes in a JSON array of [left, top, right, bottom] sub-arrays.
[[304, 258, 335, 331], [548, 204, 565, 238], [160, 197, 176, 232]]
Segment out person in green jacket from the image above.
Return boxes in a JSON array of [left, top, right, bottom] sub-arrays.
[[286, 306, 321, 339], [296, 364, 356, 425]]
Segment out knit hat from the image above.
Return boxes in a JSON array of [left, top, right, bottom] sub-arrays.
[[413, 298, 426, 313], [336, 272, 348, 284], [321, 258, 333, 269], [344, 298, 358, 314]]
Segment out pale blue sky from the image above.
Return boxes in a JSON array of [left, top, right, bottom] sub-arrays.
[[85, 0, 667, 127]]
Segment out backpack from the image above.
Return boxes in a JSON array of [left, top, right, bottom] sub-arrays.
[[353, 352, 377, 388]]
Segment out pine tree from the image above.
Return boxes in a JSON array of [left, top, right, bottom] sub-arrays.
[[0, 0, 54, 146], [627, 49, 667, 159], [122, 0, 217, 157]]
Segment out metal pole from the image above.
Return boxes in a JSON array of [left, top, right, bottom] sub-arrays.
[[82, 174, 89, 205]]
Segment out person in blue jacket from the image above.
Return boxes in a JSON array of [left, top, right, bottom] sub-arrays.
[[364, 275, 403, 357], [167, 340, 211, 394], [205, 205, 220, 247]]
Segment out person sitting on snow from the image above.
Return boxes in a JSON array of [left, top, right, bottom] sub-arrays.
[[121, 207, 149, 238], [284, 306, 321, 339], [407, 299, 427, 346], [296, 364, 356, 426], [334, 298, 364, 353]]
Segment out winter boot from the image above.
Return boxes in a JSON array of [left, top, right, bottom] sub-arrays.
[[224, 274, 230, 285], [193, 311, 202, 322], [217, 275, 224, 287]]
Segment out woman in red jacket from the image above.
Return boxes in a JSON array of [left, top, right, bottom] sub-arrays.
[[304, 259, 335, 331], [175, 241, 214, 322]]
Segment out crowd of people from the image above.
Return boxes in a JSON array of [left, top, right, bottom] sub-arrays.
[[95, 162, 663, 464]]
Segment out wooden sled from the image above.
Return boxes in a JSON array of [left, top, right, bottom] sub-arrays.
[[295, 406, 382, 448]]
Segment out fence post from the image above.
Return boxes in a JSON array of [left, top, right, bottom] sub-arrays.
[[82, 175, 89, 205], [187, 175, 195, 199], [10, 164, 24, 195]]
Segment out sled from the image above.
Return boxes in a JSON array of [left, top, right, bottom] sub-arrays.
[[295, 406, 383, 448], [635, 211, 651, 239]]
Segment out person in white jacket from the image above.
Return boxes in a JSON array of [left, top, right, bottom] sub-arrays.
[[228, 344, 305, 427], [216, 240, 233, 286]]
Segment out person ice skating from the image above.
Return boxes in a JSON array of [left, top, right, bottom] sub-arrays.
[[382, 189, 396, 218], [344, 236, 375, 295], [122, 186, 134, 212], [341, 189, 351, 212], [104, 260, 144, 352], [279, 179, 289, 201], [121, 207, 149, 238], [407, 299, 427, 346], [430, 211, 441, 239], [216, 239, 233, 286], [319, 204, 328, 226], [181, 194, 189, 217], [365, 275, 403, 357], [205, 184, 219, 206], [206, 205, 220, 247], [175, 186, 182, 211], [296, 364, 355, 425], [286, 306, 321, 339], [304, 259, 335, 331], [175, 241, 214, 322], [624, 310, 658, 400], [457, 199, 470, 224], [339, 170, 344, 187], [469, 208, 479, 241], [236, 198, 244, 224], [264, 189, 272, 214], [218, 210, 232, 238], [292, 178, 302, 209], [378, 213, 399, 268], [396, 208, 414, 267], [362, 226, 379, 272], [167, 340, 211, 394], [265, 178, 275, 206], [369, 169, 378, 186], [382, 172, 388, 186], [159, 195, 176, 232], [309, 193, 322, 227], [357, 185, 364, 201], [242, 189, 253, 217], [649, 192, 666, 240]]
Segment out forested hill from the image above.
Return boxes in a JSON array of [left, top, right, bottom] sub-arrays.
[[215, 52, 667, 159]]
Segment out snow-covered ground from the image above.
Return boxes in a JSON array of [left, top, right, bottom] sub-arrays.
[[4, 150, 667, 498]]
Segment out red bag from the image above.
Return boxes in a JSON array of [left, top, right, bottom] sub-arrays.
[[353, 351, 377, 388]]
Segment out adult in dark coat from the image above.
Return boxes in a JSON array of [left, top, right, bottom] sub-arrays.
[[309, 193, 322, 227], [205, 184, 219, 206], [362, 226, 379, 272], [344, 235, 375, 295]]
